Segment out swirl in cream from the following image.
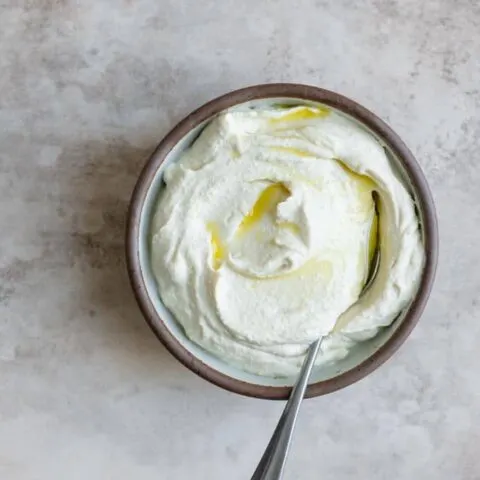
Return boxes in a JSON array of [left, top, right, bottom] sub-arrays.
[[151, 105, 424, 376]]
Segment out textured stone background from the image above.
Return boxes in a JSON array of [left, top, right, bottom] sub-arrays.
[[0, 1, 479, 478]]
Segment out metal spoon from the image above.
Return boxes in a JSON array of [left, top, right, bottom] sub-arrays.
[[251, 192, 381, 480]]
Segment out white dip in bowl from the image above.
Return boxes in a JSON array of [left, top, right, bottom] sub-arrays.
[[150, 105, 424, 377]]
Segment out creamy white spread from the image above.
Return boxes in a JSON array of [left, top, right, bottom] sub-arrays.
[[151, 105, 424, 377]]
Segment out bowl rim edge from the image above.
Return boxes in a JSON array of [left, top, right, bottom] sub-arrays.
[[125, 83, 439, 400]]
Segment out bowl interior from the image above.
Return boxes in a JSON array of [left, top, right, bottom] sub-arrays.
[[139, 97, 425, 388]]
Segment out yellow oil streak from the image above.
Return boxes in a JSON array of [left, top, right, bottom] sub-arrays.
[[277, 221, 302, 236], [237, 183, 290, 235], [270, 106, 330, 124], [206, 222, 226, 270], [335, 157, 379, 280], [335, 158, 376, 196], [270, 146, 312, 157], [293, 258, 333, 279], [248, 258, 333, 282]]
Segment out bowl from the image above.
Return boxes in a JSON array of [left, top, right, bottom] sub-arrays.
[[126, 84, 438, 400]]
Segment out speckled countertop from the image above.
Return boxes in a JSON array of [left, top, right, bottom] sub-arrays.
[[1, 1, 479, 479]]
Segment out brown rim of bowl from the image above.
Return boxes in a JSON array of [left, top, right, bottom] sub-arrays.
[[126, 83, 438, 400]]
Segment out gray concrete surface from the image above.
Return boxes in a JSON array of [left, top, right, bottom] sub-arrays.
[[0, 1, 478, 478]]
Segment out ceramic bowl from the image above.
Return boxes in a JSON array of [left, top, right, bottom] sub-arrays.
[[126, 84, 438, 400]]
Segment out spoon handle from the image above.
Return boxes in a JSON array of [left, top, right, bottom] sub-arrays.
[[251, 337, 324, 480]]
